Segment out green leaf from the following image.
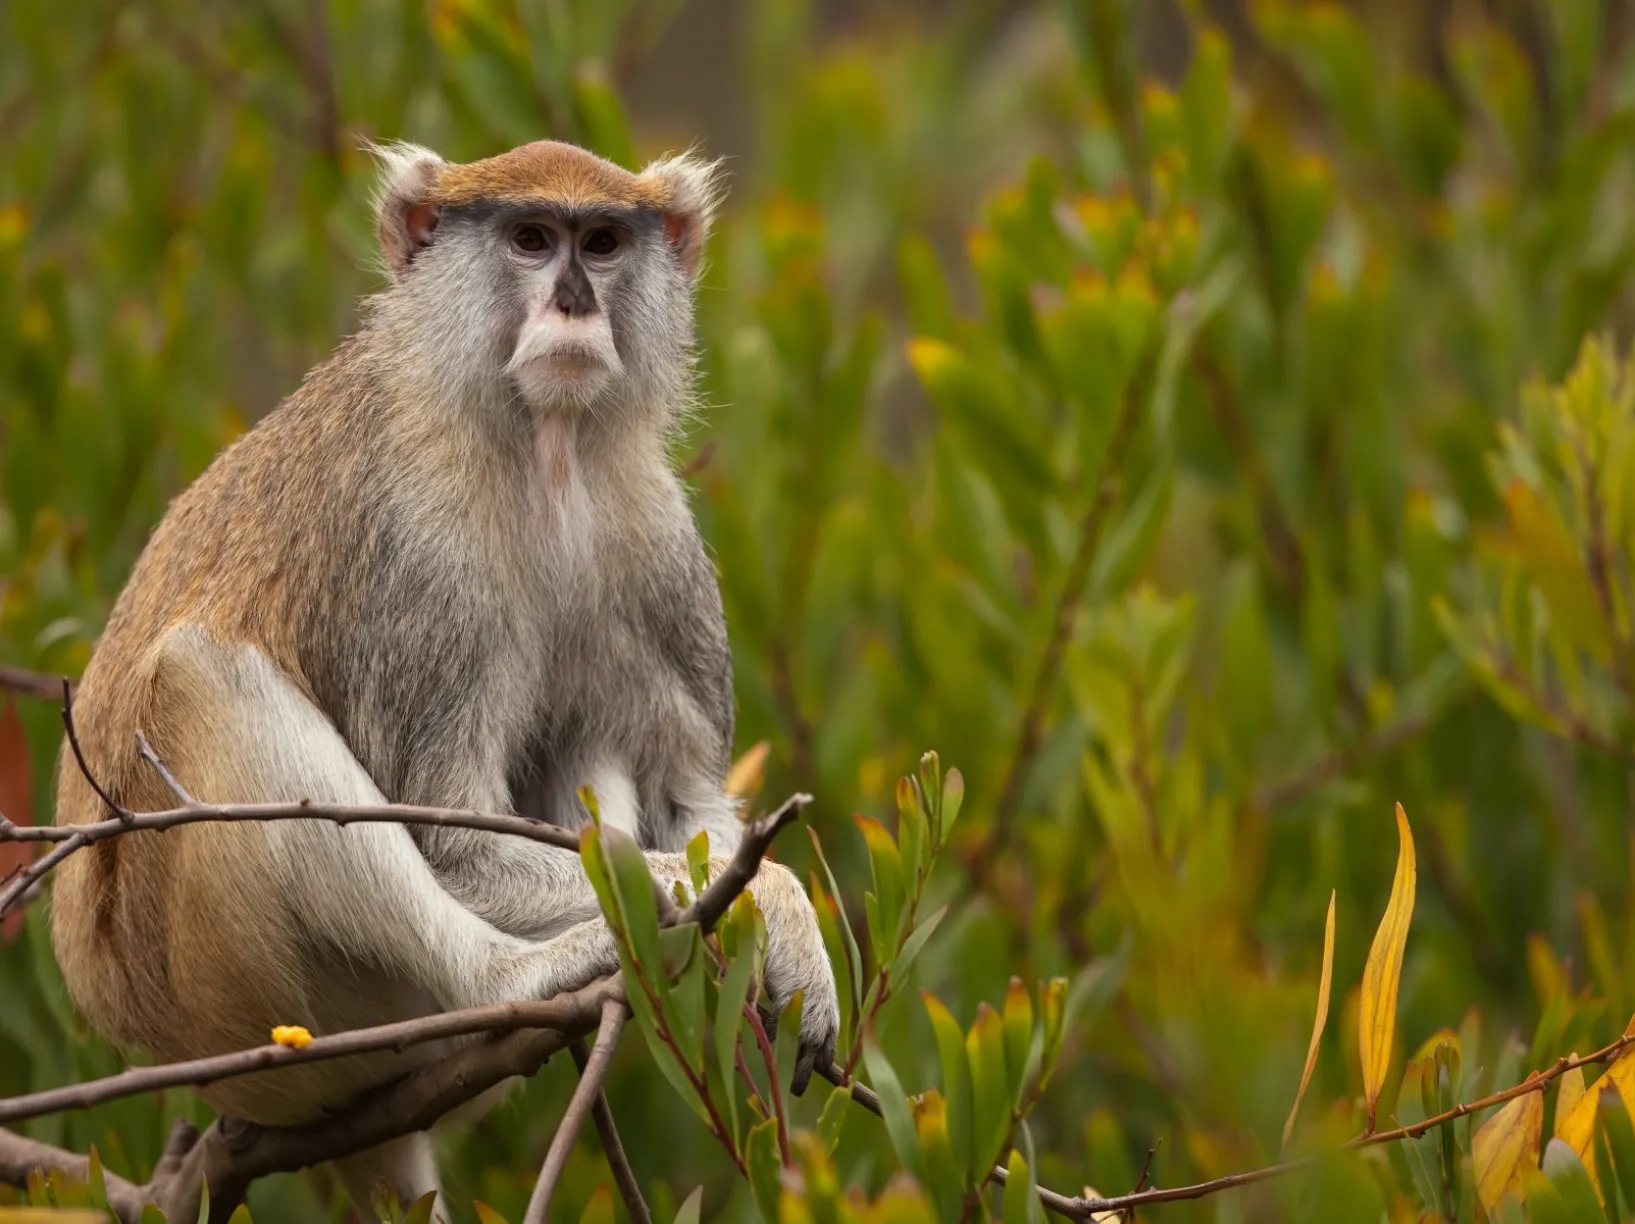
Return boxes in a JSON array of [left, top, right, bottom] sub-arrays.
[[745, 1116, 784, 1223], [714, 901, 759, 1144], [473, 1203, 512, 1224], [1541, 1137, 1603, 1222], [896, 775, 928, 891], [966, 1002, 1012, 1177], [142, 1207, 169, 1224], [808, 829, 865, 1039], [1598, 1087, 1635, 1212], [686, 830, 711, 898], [855, 814, 907, 960], [1002, 1149, 1045, 1224], [227, 1207, 254, 1224], [87, 1144, 107, 1210], [817, 1082, 852, 1154], [579, 1183, 615, 1224], [863, 1040, 928, 1183], [1001, 978, 1035, 1104], [403, 1191, 438, 1224], [924, 992, 974, 1182]]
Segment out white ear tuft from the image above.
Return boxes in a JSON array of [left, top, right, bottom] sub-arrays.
[[364, 140, 448, 281], [640, 149, 729, 278]]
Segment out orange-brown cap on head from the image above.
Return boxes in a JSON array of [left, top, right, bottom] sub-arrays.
[[371, 138, 725, 280], [431, 141, 667, 213]]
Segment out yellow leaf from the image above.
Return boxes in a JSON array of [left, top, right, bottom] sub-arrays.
[[1359, 803, 1417, 1129], [1554, 1063, 1586, 1137], [271, 1024, 313, 1049], [1501, 479, 1614, 664], [1282, 889, 1337, 1151], [1553, 1050, 1635, 1192], [725, 739, 771, 801], [1472, 1082, 1543, 1212]]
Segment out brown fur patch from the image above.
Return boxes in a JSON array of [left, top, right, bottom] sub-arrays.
[[432, 141, 667, 212]]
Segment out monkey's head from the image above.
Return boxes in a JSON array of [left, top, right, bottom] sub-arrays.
[[367, 139, 723, 420]]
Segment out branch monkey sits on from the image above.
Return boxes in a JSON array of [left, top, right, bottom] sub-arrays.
[[49, 139, 841, 1216]]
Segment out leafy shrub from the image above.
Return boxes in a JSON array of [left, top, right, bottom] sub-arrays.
[[5, 1, 1635, 1221]]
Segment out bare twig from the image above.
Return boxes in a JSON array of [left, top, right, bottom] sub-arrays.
[[1251, 703, 1452, 812], [135, 728, 195, 804], [0, 664, 70, 701], [0, 796, 584, 920], [744, 1003, 794, 1166], [60, 680, 130, 821], [677, 792, 812, 933], [524, 998, 630, 1224], [0, 832, 85, 917], [572, 1039, 653, 1224]]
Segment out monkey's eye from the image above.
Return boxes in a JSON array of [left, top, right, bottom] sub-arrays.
[[512, 225, 551, 254], [583, 229, 619, 257]]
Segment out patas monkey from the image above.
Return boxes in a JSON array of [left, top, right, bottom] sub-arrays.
[[49, 140, 840, 1214]]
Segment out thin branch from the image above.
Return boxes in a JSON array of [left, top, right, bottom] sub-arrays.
[[136, 729, 195, 804], [0, 664, 71, 701], [572, 1039, 653, 1224], [0, 986, 624, 1126], [0, 796, 583, 920], [676, 792, 812, 933], [1251, 702, 1453, 812], [823, 1028, 1635, 1219], [0, 832, 85, 917], [61, 680, 130, 821], [524, 998, 630, 1224]]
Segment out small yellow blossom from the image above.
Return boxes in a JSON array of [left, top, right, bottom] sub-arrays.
[[271, 1024, 313, 1049]]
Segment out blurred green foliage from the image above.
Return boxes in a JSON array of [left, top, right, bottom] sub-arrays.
[[6, 0, 1635, 1220]]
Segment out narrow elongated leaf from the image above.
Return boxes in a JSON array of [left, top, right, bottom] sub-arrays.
[[967, 1002, 1012, 1177], [724, 740, 771, 800], [1473, 1083, 1544, 1213], [1541, 1137, 1604, 1220], [1360, 803, 1417, 1129], [1282, 890, 1337, 1151], [745, 1117, 783, 1223], [1554, 1049, 1635, 1191], [863, 1041, 928, 1183], [924, 992, 974, 1181], [1001, 978, 1034, 1103], [473, 1203, 511, 1224]]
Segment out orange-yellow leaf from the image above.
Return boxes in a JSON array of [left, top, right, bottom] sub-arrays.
[[1472, 1083, 1543, 1212], [1359, 803, 1416, 1129], [725, 739, 771, 800], [1554, 1063, 1585, 1138], [1553, 1050, 1635, 1191], [1282, 889, 1336, 1151]]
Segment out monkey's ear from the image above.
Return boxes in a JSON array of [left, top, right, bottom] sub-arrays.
[[640, 151, 727, 279], [367, 141, 447, 281]]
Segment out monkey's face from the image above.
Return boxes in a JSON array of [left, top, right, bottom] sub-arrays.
[[493, 206, 655, 412], [371, 141, 722, 422]]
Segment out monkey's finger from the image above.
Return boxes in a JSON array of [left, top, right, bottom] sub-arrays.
[[791, 1045, 817, 1097], [756, 999, 780, 1041], [790, 1029, 835, 1098]]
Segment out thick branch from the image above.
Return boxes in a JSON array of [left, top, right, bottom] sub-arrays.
[[524, 999, 629, 1224], [1, 977, 621, 1223], [0, 986, 623, 1126]]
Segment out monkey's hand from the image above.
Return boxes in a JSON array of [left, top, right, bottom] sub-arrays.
[[741, 860, 841, 1096]]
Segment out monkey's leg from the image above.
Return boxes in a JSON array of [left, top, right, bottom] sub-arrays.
[[331, 1134, 443, 1223], [151, 625, 637, 1014]]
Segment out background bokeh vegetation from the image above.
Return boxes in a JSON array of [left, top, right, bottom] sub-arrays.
[[5, 0, 1635, 1220]]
